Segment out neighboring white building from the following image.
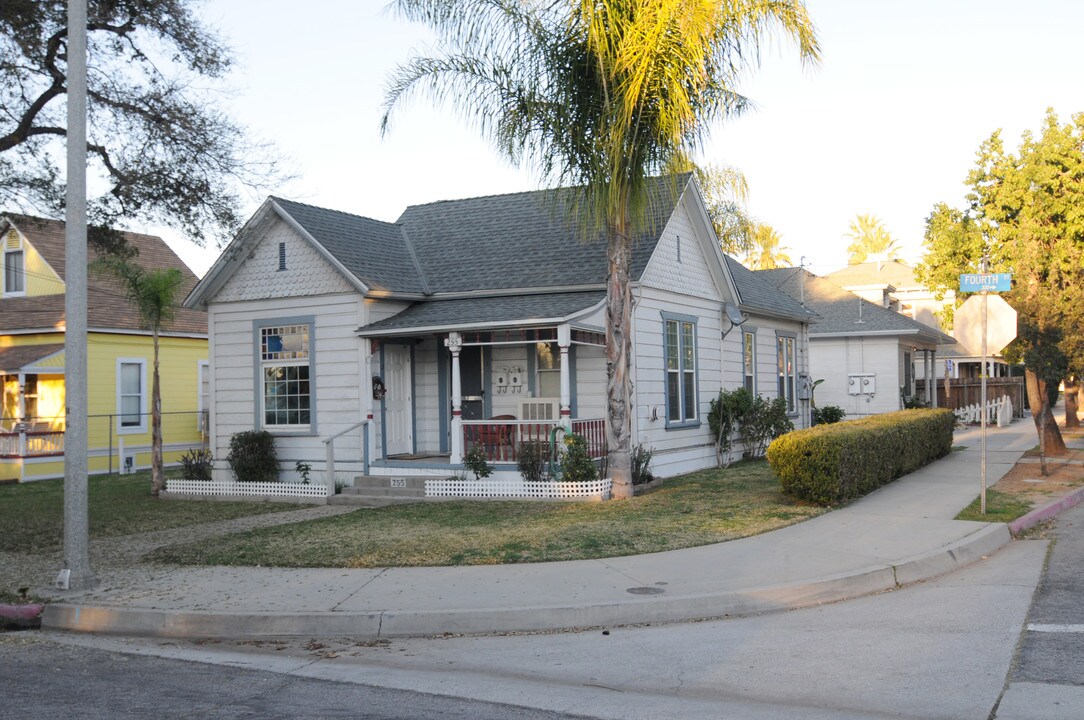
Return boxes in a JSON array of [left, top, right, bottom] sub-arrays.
[[756, 268, 954, 419], [186, 175, 813, 486]]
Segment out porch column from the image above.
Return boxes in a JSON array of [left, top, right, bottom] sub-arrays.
[[558, 324, 572, 431], [446, 332, 464, 464], [17, 373, 25, 420], [929, 349, 937, 407]]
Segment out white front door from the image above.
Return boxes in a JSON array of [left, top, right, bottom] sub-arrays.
[[384, 345, 413, 455]]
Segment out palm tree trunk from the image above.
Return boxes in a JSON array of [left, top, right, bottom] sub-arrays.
[[606, 217, 634, 500], [151, 328, 164, 495], [1025, 368, 1067, 458]]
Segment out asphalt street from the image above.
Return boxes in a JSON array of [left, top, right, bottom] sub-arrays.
[[0, 633, 584, 720], [995, 502, 1084, 720]]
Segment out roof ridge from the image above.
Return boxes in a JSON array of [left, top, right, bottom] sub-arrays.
[[269, 196, 401, 228]]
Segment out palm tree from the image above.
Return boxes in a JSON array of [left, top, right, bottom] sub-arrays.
[[94, 257, 183, 496], [694, 163, 755, 257], [744, 223, 792, 269], [383, 0, 819, 498], [845, 213, 900, 264]]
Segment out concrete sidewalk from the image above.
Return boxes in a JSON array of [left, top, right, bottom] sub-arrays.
[[42, 419, 1039, 640]]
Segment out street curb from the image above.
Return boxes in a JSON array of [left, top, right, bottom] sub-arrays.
[[41, 524, 1011, 640], [1008, 486, 1084, 535], [0, 603, 44, 630]]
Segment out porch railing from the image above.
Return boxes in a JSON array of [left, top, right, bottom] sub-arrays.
[[0, 427, 65, 458], [462, 418, 606, 463]]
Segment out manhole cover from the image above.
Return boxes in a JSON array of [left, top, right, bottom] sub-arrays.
[[626, 586, 666, 595]]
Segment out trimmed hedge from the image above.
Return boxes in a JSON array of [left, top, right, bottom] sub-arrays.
[[766, 409, 955, 506]]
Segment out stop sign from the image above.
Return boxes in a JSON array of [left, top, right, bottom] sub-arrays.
[[953, 295, 1018, 355]]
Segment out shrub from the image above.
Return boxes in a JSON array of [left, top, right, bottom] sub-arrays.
[[464, 444, 494, 480], [740, 395, 793, 459], [767, 408, 955, 506], [517, 440, 548, 483], [709, 388, 793, 464], [708, 387, 754, 467], [631, 444, 655, 485], [179, 448, 212, 481], [812, 405, 846, 425], [295, 461, 312, 484], [226, 430, 279, 483], [560, 433, 598, 483]]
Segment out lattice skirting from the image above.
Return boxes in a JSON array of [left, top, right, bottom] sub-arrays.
[[165, 479, 330, 498], [425, 477, 612, 499]]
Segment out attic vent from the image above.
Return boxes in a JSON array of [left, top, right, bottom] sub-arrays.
[[278, 241, 286, 271], [676, 236, 682, 264]]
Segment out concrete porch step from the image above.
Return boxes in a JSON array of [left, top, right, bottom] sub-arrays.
[[350, 475, 429, 491], [340, 485, 426, 498]]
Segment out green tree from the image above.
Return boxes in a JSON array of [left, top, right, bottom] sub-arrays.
[[743, 222, 792, 270], [383, 0, 819, 498], [917, 109, 1084, 453], [93, 257, 183, 495], [844, 213, 900, 264], [0, 0, 284, 249], [694, 163, 755, 257]]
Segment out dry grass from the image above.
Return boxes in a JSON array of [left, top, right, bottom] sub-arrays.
[[0, 469, 297, 554], [149, 461, 824, 568]]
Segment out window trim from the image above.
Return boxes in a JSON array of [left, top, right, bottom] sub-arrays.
[[662, 311, 701, 430], [742, 328, 757, 393], [4, 247, 25, 297], [253, 316, 317, 435], [776, 332, 798, 416], [116, 358, 148, 434]]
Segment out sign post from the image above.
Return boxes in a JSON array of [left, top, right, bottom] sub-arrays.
[[958, 267, 1015, 514]]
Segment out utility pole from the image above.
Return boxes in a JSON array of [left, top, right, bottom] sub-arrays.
[[59, 0, 96, 591]]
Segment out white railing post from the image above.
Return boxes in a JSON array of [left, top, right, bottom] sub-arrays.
[[558, 324, 572, 432], [325, 438, 335, 495], [446, 332, 464, 464]]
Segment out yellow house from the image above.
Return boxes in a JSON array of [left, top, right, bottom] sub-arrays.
[[0, 214, 208, 482]]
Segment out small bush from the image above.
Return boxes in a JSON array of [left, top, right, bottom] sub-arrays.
[[812, 405, 846, 425], [631, 444, 655, 485], [180, 448, 212, 481], [227, 431, 279, 483], [767, 408, 955, 506], [740, 395, 793, 459], [517, 440, 548, 483], [295, 461, 312, 484], [560, 433, 598, 483], [709, 387, 754, 467], [464, 444, 494, 480]]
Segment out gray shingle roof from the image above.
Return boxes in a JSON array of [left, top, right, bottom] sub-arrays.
[[396, 177, 685, 294], [755, 267, 954, 343], [723, 256, 815, 321], [270, 198, 427, 294], [358, 291, 606, 335], [825, 259, 920, 289], [271, 176, 689, 298]]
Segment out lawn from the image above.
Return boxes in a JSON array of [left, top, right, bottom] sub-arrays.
[[0, 469, 298, 554], [955, 490, 1033, 523], [148, 461, 824, 568]]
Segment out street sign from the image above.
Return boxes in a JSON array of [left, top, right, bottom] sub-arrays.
[[959, 273, 1012, 293], [953, 294, 1018, 355]]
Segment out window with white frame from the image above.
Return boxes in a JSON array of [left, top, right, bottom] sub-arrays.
[[536, 341, 561, 398], [197, 360, 210, 431], [742, 330, 756, 393], [117, 359, 146, 432], [664, 315, 698, 426], [4, 248, 24, 295], [777, 335, 796, 413], [260, 323, 311, 429]]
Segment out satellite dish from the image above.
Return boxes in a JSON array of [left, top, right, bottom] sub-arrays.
[[725, 303, 748, 326]]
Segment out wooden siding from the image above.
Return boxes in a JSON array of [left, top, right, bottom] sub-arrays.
[[640, 199, 721, 300], [208, 293, 365, 482], [809, 336, 904, 418], [215, 217, 356, 303]]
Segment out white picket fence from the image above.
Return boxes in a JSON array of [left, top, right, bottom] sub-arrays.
[[425, 477, 612, 500], [954, 395, 1013, 427], [165, 479, 330, 499]]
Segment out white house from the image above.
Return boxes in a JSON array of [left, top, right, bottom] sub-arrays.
[[185, 176, 812, 490], [755, 268, 954, 418]]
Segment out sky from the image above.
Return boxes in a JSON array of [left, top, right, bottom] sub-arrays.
[[157, 1, 1084, 278]]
